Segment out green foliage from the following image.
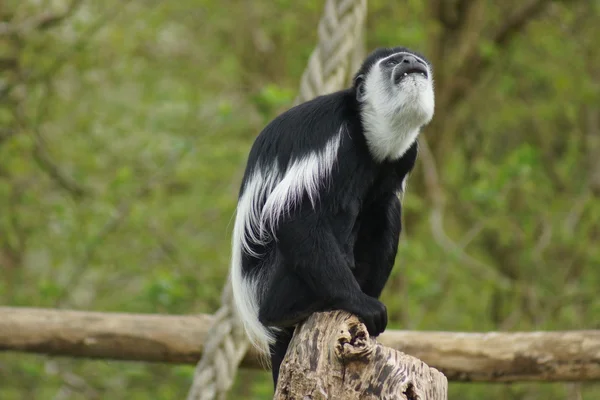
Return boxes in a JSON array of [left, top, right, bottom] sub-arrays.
[[0, 1, 599, 399]]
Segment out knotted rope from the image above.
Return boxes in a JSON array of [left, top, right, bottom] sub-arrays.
[[186, 1, 367, 399]]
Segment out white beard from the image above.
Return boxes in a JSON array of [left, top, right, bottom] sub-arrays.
[[360, 56, 435, 161]]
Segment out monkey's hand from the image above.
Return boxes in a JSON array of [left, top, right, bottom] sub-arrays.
[[336, 294, 388, 337]]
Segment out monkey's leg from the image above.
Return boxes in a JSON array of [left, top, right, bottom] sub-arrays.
[[259, 269, 320, 386], [259, 267, 324, 328], [353, 194, 402, 299], [269, 326, 295, 387]]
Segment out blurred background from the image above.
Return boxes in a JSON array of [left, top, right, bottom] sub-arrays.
[[1, 0, 599, 399]]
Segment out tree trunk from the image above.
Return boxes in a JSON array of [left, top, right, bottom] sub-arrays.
[[274, 311, 447, 400]]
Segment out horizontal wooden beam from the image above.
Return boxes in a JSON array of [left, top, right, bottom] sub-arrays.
[[1, 307, 599, 382]]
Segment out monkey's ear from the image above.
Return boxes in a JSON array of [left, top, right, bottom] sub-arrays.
[[355, 74, 367, 102]]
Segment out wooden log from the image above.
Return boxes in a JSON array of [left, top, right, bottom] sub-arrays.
[[380, 330, 600, 382], [274, 311, 447, 399], [0, 306, 211, 364], [1, 307, 599, 382]]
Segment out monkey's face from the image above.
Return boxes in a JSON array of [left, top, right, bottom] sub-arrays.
[[356, 48, 435, 131]]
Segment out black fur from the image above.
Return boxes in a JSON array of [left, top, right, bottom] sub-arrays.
[[236, 47, 427, 386]]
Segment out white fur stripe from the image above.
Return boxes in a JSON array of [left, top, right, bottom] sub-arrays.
[[261, 128, 343, 235], [230, 181, 275, 355], [230, 126, 344, 354]]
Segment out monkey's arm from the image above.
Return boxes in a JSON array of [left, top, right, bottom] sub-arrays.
[[353, 193, 402, 299], [272, 207, 388, 336]]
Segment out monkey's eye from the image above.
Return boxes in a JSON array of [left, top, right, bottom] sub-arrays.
[[385, 59, 397, 67]]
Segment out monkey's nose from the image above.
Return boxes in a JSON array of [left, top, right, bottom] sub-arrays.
[[394, 55, 428, 83], [400, 54, 424, 68]]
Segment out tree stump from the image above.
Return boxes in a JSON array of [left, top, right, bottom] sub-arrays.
[[274, 311, 447, 399]]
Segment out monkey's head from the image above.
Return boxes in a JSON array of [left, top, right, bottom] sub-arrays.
[[354, 47, 435, 135]]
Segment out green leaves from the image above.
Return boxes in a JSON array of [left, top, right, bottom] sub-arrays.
[[251, 83, 295, 121]]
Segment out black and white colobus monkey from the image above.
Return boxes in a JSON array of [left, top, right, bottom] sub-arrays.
[[230, 46, 435, 385]]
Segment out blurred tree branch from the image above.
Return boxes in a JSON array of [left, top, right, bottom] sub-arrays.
[[0, 57, 18, 70], [0, 129, 16, 145], [0, 0, 85, 37], [45, 360, 101, 400], [418, 137, 512, 289], [0, 179, 30, 300], [0, 0, 132, 101], [494, 0, 551, 45], [31, 0, 133, 85], [54, 144, 193, 307], [6, 76, 90, 198], [1, 1, 135, 200], [31, 132, 88, 199], [416, 0, 585, 303], [426, 0, 558, 161]]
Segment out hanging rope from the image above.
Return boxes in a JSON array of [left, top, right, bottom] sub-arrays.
[[185, 1, 367, 399], [185, 282, 248, 400], [295, 0, 367, 104]]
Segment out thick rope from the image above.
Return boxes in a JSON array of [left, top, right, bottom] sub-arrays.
[[185, 282, 248, 400], [295, 0, 367, 104], [185, 1, 367, 399]]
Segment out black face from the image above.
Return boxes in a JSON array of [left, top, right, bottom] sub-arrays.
[[353, 46, 432, 95], [381, 53, 429, 84]]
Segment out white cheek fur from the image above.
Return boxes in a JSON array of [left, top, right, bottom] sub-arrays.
[[360, 60, 435, 162]]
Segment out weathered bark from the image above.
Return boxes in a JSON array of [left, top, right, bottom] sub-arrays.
[[382, 330, 600, 382], [1, 307, 599, 382], [0, 306, 212, 364], [274, 311, 447, 399]]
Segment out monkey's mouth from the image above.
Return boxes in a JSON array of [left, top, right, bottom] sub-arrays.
[[393, 65, 428, 84]]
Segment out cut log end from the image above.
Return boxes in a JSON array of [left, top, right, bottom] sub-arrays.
[[274, 311, 448, 400]]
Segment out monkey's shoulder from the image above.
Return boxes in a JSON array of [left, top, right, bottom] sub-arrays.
[[248, 89, 361, 165]]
